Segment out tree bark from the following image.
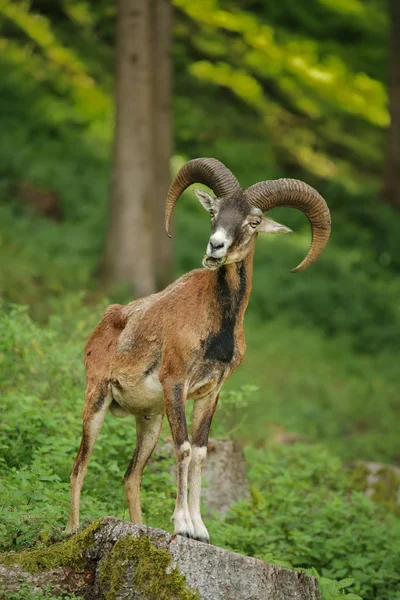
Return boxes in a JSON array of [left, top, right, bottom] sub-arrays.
[[150, 0, 173, 290], [105, 0, 173, 297], [383, 0, 400, 210]]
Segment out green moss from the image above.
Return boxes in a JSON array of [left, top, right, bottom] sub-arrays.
[[99, 534, 199, 600], [349, 463, 369, 492], [0, 519, 102, 573]]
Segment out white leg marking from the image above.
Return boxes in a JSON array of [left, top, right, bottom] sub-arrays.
[[172, 441, 194, 537], [189, 446, 209, 542]]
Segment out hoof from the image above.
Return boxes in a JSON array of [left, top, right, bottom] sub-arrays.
[[193, 535, 210, 544], [173, 511, 195, 539], [191, 518, 210, 544], [178, 531, 194, 539]]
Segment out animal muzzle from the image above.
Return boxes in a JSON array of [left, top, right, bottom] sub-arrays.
[[203, 232, 230, 269], [202, 255, 226, 269]]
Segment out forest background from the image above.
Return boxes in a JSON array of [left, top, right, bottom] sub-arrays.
[[0, 1, 399, 600]]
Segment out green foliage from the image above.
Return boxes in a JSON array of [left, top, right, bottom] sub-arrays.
[[208, 444, 400, 600], [227, 315, 400, 462], [349, 463, 400, 516], [174, 0, 387, 185], [211, 384, 258, 438], [309, 574, 362, 600], [3, 584, 84, 600], [0, 206, 98, 319]]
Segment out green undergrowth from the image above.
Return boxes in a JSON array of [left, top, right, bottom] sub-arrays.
[[99, 534, 199, 600], [208, 444, 400, 600], [226, 315, 400, 462], [1, 585, 85, 600]]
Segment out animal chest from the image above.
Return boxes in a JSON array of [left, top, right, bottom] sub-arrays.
[[204, 318, 235, 363]]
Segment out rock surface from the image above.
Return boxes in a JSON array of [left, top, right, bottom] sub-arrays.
[[1, 517, 321, 600], [153, 438, 250, 516], [0, 564, 93, 597]]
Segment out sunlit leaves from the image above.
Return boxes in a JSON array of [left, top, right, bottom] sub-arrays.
[[319, 0, 387, 34], [176, 0, 387, 124], [62, 0, 94, 28], [0, 0, 389, 185], [0, 0, 111, 140], [174, 0, 388, 185], [190, 59, 345, 180]]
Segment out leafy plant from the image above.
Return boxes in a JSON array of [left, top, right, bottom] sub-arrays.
[[208, 444, 400, 600], [211, 384, 258, 438], [3, 584, 85, 600]]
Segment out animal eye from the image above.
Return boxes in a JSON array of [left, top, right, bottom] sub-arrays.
[[209, 210, 215, 218], [249, 221, 260, 229]]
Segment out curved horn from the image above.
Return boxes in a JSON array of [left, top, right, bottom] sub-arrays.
[[165, 158, 240, 237], [245, 179, 331, 272]]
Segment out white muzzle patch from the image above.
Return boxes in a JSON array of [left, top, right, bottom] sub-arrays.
[[207, 228, 232, 258]]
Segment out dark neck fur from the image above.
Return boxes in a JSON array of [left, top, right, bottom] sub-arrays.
[[204, 244, 254, 363]]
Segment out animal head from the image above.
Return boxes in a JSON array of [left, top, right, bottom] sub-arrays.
[[165, 158, 331, 272], [192, 188, 292, 269]]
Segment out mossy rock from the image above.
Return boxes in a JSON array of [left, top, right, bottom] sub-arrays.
[[0, 518, 322, 600], [0, 520, 102, 573], [98, 533, 199, 600], [349, 461, 400, 514], [0, 520, 198, 600]]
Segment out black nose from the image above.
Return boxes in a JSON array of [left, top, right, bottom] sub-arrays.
[[210, 241, 224, 251]]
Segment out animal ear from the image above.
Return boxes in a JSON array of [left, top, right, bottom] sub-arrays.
[[193, 188, 215, 212], [257, 217, 292, 234]]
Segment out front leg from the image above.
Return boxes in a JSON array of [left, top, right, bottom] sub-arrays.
[[162, 378, 194, 538], [189, 391, 219, 543]]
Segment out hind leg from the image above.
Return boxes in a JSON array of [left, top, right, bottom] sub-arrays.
[[124, 413, 163, 523], [67, 381, 112, 533]]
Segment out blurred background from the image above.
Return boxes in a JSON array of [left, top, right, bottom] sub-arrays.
[[0, 2, 399, 599]]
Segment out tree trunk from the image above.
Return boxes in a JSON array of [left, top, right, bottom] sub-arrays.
[[383, 0, 400, 210], [151, 0, 173, 290], [105, 0, 173, 297]]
